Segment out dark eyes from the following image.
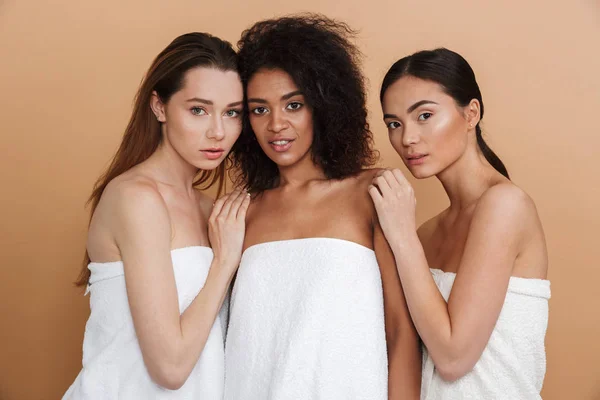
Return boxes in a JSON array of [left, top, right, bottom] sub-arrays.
[[286, 102, 303, 111], [251, 102, 303, 115], [418, 112, 432, 121], [387, 112, 432, 129], [252, 107, 268, 115]]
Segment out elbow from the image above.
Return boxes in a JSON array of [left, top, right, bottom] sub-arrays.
[[435, 357, 474, 382], [149, 362, 190, 390]]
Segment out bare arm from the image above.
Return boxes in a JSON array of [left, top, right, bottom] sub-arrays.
[[112, 184, 249, 389], [374, 222, 421, 399], [370, 170, 533, 381]]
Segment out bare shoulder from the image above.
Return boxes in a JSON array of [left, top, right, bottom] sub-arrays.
[[349, 168, 383, 192], [101, 175, 168, 220], [357, 168, 384, 183], [88, 174, 170, 260], [473, 182, 543, 253], [476, 182, 538, 221], [351, 169, 385, 225], [345, 168, 384, 196], [475, 182, 547, 278]]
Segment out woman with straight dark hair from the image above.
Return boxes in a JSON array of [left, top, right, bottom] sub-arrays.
[[64, 32, 248, 399], [371, 48, 550, 399], [224, 14, 421, 400]]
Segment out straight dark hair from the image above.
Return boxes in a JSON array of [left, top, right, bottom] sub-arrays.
[[380, 48, 509, 179]]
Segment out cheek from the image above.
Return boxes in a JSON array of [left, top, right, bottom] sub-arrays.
[[296, 111, 314, 142], [429, 115, 468, 161], [249, 116, 267, 138], [225, 119, 242, 141], [167, 110, 195, 139], [389, 132, 403, 153]]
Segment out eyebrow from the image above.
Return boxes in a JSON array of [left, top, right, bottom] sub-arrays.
[[247, 90, 304, 104], [186, 98, 243, 107], [407, 100, 438, 113], [383, 100, 439, 120], [186, 98, 213, 105]]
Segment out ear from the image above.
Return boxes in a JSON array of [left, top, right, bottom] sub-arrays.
[[150, 91, 166, 123], [465, 99, 481, 129]]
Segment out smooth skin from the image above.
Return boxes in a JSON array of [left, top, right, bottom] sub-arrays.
[[86, 67, 249, 390], [245, 68, 422, 399], [370, 76, 548, 381]]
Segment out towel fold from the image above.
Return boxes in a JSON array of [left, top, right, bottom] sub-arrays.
[[63, 246, 226, 400], [224, 238, 388, 400], [421, 269, 551, 400]]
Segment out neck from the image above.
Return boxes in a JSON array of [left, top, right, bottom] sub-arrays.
[[146, 136, 199, 194], [437, 143, 500, 211], [277, 151, 326, 189]]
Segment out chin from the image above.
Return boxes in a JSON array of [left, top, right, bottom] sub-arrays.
[[264, 151, 302, 167], [271, 156, 301, 168], [405, 165, 438, 179], [193, 158, 224, 171]]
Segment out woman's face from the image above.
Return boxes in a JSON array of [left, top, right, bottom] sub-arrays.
[[153, 67, 244, 170], [382, 76, 477, 179], [246, 68, 314, 168]]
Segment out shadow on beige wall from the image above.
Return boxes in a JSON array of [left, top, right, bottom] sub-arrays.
[[1, 1, 599, 399]]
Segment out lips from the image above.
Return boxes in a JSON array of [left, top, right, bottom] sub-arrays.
[[406, 153, 428, 166], [268, 138, 295, 152], [200, 148, 225, 160]]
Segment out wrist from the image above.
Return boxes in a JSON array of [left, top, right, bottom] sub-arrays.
[[389, 231, 421, 255], [210, 256, 238, 277]]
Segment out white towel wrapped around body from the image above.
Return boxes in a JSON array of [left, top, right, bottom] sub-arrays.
[[224, 238, 388, 400], [421, 268, 551, 400], [63, 246, 227, 400]]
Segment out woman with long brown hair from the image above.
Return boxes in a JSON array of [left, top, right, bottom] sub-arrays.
[[63, 32, 248, 399]]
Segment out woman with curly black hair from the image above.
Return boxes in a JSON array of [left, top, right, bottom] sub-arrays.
[[224, 15, 421, 399]]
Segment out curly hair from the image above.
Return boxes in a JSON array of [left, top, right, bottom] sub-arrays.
[[231, 14, 377, 193]]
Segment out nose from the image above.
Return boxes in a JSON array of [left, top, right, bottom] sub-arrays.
[[402, 124, 420, 146], [267, 108, 289, 133], [206, 115, 225, 141]]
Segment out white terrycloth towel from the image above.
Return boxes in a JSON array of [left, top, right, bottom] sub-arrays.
[[421, 269, 551, 400], [63, 246, 227, 400], [224, 238, 388, 400]]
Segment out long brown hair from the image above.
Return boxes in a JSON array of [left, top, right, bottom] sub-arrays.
[[75, 32, 237, 286]]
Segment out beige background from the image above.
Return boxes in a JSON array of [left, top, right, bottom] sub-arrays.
[[1, 0, 599, 399]]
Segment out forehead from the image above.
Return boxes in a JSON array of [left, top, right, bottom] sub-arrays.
[[382, 76, 448, 112], [247, 68, 300, 98], [176, 67, 242, 102]]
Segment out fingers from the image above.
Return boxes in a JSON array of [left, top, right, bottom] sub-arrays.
[[237, 192, 251, 220], [228, 190, 248, 219], [368, 184, 383, 205], [374, 168, 413, 193], [373, 174, 392, 197], [210, 194, 227, 221], [380, 169, 397, 189], [219, 190, 241, 218], [390, 168, 409, 186], [390, 168, 415, 202]]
